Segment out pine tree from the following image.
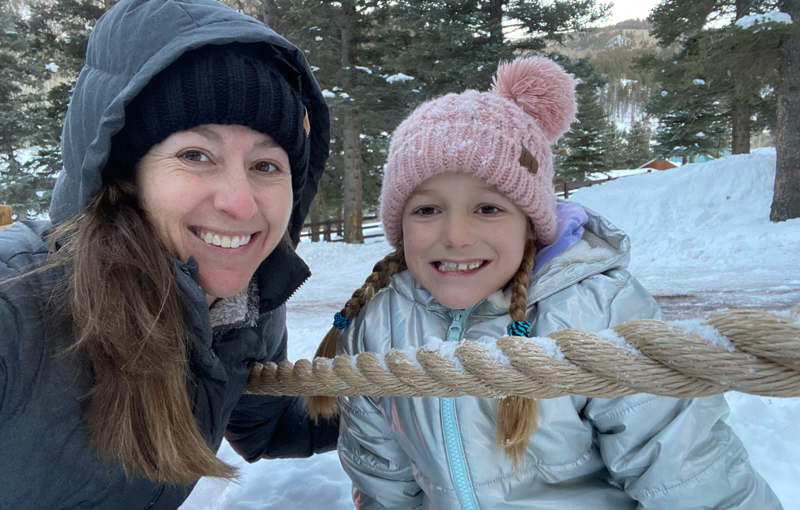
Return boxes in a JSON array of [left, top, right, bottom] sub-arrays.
[[555, 56, 611, 181], [602, 121, 628, 170], [649, 81, 729, 162], [1, 0, 108, 217], [647, 0, 782, 154], [0, 0, 48, 217], [623, 120, 653, 168]]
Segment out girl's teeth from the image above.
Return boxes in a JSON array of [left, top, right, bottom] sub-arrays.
[[437, 261, 483, 272], [199, 231, 251, 249]]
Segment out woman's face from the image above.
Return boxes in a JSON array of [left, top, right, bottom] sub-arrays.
[[136, 124, 293, 305]]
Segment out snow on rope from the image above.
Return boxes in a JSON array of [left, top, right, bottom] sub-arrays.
[[245, 307, 800, 399]]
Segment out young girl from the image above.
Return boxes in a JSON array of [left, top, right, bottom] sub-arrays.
[[311, 58, 780, 509]]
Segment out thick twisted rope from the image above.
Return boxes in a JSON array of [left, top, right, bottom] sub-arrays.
[[245, 308, 800, 399]]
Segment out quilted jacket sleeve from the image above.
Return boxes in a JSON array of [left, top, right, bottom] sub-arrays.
[[336, 310, 424, 510], [584, 272, 782, 509], [225, 306, 338, 461]]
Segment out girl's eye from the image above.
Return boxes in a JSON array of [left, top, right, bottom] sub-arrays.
[[414, 206, 438, 216], [180, 150, 210, 162], [254, 161, 280, 173], [478, 205, 501, 215]]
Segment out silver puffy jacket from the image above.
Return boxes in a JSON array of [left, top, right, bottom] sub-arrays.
[[336, 210, 781, 510]]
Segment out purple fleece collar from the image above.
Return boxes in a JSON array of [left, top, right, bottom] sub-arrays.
[[533, 202, 588, 274]]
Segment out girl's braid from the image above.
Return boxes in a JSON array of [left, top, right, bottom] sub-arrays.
[[497, 227, 539, 468], [307, 245, 407, 420]]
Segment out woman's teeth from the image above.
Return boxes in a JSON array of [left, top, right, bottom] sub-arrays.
[[198, 231, 252, 249], [436, 261, 483, 272]]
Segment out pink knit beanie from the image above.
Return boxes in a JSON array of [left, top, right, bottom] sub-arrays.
[[380, 57, 577, 247]]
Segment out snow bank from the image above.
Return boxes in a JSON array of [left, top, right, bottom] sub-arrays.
[[572, 148, 800, 293]]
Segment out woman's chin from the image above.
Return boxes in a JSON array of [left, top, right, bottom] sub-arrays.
[[200, 274, 253, 304]]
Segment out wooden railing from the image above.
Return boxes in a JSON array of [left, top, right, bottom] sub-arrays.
[[555, 176, 616, 199], [301, 215, 382, 242], [0, 205, 12, 232]]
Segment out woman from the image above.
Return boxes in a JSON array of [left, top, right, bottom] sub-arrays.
[[0, 0, 337, 508]]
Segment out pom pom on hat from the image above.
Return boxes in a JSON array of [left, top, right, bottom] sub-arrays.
[[380, 57, 577, 248], [492, 57, 577, 143]]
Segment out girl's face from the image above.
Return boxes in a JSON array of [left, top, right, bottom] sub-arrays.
[[136, 124, 293, 306], [402, 172, 528, 310]]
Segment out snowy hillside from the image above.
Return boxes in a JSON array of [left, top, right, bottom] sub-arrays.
[[181, 148, 800, 509]]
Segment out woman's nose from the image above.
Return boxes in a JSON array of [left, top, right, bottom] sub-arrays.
[[214, 166, 257, 221], [441, 214, 475, 248]]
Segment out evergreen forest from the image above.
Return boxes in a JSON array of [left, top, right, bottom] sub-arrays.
[[1, 0, 798, 234]]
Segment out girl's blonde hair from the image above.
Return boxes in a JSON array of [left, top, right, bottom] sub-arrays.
[[308, 225, 539, 467]]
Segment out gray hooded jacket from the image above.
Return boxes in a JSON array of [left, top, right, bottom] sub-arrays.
[[337, 210, 781, 509], [0, 0, 336, 508]]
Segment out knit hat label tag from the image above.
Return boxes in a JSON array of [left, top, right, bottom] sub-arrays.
[[519, 146, 538, 175]]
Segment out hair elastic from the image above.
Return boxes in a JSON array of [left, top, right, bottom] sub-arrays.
[[507, 321, 531, 338], [333, 312, 352, 330]]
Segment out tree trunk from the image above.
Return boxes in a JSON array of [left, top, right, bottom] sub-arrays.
[[771, 0, 800, 221], [730, 95, 751, 154], [309, 194, 321, 242], [340, 0, 363, 243], [488, 0, 504, 45], [260, 0, 279, 31], [731, 0, 752, 155]]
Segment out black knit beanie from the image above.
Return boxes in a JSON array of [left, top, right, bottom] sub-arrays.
[[110, 43, 310, 201]]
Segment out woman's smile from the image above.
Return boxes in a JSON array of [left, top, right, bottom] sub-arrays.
[[192, 227, 255, 249]]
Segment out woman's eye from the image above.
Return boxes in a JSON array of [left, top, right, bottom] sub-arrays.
[[180, 150, 209, 162], [478, 205, 501, 214], [254, 161, 280, 173]]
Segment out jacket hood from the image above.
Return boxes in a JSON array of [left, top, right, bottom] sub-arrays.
[[49, 0, 329, 243], [395, 206, 631, 316]]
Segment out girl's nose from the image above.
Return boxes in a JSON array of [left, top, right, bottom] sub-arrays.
[[441, 214, 475, 248], [214, 166, 257, 221]]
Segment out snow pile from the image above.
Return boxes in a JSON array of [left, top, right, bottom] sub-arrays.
[[572, 148, 800, 294]]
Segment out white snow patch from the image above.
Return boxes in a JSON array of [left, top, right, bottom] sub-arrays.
[[321, 89, 336, 98], [386, 73, 415, 84], [736, 11, 792, 28], [672, 319, 736, 352], [596, 329, 643, 356]]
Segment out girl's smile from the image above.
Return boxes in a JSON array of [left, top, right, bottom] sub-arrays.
[[402, 172, 529, 310]]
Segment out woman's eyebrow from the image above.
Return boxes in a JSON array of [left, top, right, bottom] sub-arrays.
[[255, 137, 282, 150], [187, 126, 223, 143]]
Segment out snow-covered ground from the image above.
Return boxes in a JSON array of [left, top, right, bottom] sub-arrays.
[[181, 148, 800, 509]]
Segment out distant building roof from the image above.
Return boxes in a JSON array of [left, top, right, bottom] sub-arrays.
[[639, 159, 678, 171]]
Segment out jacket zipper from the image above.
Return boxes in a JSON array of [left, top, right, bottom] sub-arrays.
[[441, 307, 479, 510]]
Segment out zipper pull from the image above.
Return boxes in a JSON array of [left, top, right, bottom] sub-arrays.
[[447, 309, 466, 343]]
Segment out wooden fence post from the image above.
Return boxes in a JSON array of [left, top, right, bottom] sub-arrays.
[[563, 182, 569, 199], [0, 205, 12, 227], [323, 220, 332, 242]]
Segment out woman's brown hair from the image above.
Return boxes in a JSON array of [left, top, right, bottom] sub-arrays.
[[308, 225, 539, 468], [46, 177, 236, 485]]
